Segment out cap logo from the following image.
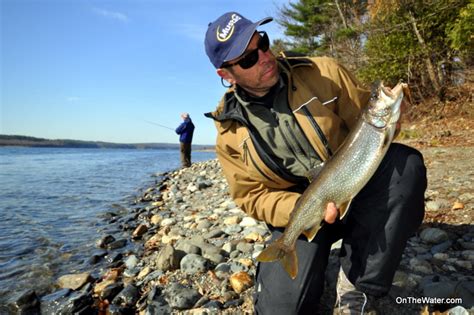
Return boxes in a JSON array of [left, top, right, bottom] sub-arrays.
[[216, 14, 242, 42]]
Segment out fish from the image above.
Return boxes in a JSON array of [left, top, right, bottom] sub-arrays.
[[256, 82, 407, 279]]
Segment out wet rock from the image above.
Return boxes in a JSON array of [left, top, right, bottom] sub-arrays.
[[44, 290, 93, 315], [57, 272, 93, 290], [99, 282, 123, 301], [97, 235, 116, 248], [105, 252, 123, 264], [107, 238, 127, 250], [132, 224, 148, 238], [40, 289, 72, 314], [124, 255, 139, 269], [112, 285, 139, 308], [10, 289, 40, 314]]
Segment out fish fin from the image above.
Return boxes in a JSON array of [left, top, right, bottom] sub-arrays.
[[282, 248, 298, 279], [339, 199, 353, 219], [256, 238, 299, 279], [305, 162, 325, 182], [256, 238, 287, 263], [302, 223, 322, 242]]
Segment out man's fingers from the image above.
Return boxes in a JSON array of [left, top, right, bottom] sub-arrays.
[[324, 202, 338, 224]]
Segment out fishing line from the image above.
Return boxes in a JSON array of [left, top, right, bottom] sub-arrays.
[[143, 119, 175, 131]]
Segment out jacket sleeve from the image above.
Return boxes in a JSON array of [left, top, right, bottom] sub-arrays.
[[215, 137, 300, 228], [175, 122, 186, 134]]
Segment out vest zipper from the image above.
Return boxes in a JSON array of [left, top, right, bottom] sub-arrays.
[[300, 106, 333, 157]]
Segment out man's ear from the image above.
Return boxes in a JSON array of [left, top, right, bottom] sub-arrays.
[[217, 68, 235, 85]]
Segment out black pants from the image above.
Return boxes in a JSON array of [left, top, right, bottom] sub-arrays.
[[254, 143, 427, 315], [180, 142, 192, 167]]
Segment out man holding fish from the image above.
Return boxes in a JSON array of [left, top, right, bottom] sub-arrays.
[[204, 12, 427, 314]]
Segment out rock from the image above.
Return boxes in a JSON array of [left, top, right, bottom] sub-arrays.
[[409, 258, 433, 274], [136, 266, 151, 280], [94, 279, 115, 295], [99, 282, 123, 301], [420, 228, 449, 244], [203, 229, 225, 239], [57, 272, 93, 290], [175, 241, 202, 255], [446, 306, 470, 315], [124, 255, 139, 269], [161, 218, 177, 227], [236, 241, 253, 254], [150, 214, 162, 225], [224, 216, 241, 225], [97, 234, 116, 248], [107, 238, 128, 249], [145, 234, 161, 250], [156, 244, 182, 271], [180, 254, 209, 274], [10, 289, 40, 313], [229, 271, 253, 294], [40, 289, 71, 314], [240, 217, 258, 227], [168, 288, 202, 310], [423, 281, 474, 309], [132, 224, 148, 238], [42, 290, 93, 314], [430, 240, 453, 254], [112, 285, 139, 308], [163, 283, 200, 310]]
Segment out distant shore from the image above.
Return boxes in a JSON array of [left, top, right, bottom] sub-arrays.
[[0, 134, 215, 151]]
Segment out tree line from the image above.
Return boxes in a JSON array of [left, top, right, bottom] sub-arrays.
[[273, 0, 472, 101]]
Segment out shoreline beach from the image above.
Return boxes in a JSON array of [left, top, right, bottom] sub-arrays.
[[8, 146, 473, 314]]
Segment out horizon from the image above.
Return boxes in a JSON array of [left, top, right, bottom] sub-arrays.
[[0, 133, 216, 146], [1, 0, 288, 145]]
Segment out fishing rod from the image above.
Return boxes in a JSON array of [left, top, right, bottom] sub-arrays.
[[144, 119, 175, 131]]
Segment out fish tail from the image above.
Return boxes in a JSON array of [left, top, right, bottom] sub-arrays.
[[256, 238, 299, 279]]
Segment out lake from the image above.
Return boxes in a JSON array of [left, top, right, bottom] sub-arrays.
[[0, 146, 216, 307]]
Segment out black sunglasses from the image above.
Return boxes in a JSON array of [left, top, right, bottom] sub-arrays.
[[222, 32, 270, 70]]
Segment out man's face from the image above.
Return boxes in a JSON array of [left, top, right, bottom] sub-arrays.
[[217, 32, 279, 97]]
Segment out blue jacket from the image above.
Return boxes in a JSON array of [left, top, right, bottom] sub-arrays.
[[175, 118, 195, 143]]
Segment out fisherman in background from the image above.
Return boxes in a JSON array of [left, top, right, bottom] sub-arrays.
[[204, 12, 427, 314], [175, 113, 195, 168]]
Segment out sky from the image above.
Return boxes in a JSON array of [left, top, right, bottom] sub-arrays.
[[1, 0, 289, 145]]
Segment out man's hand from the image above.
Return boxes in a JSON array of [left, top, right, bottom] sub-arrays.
[[324, 202, 338, 224]]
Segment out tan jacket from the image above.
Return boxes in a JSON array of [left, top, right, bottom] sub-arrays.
[[205, 55, 371, 227]]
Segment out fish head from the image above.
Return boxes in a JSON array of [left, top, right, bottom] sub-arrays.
[[365, 82, 406, 129]]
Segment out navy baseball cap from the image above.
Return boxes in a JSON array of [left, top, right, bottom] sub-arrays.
[[205, 12, 272, 68]]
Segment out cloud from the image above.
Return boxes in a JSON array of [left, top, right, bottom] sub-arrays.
[[93, 8, 129, 23]]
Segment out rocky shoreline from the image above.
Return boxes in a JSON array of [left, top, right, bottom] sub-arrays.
[[9, 145, 474, 315]]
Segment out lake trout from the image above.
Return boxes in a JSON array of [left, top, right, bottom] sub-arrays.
[[256, 82, 407, 279]]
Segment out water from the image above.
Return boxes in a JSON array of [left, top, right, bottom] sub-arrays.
[[0, 146, 215, 306]]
